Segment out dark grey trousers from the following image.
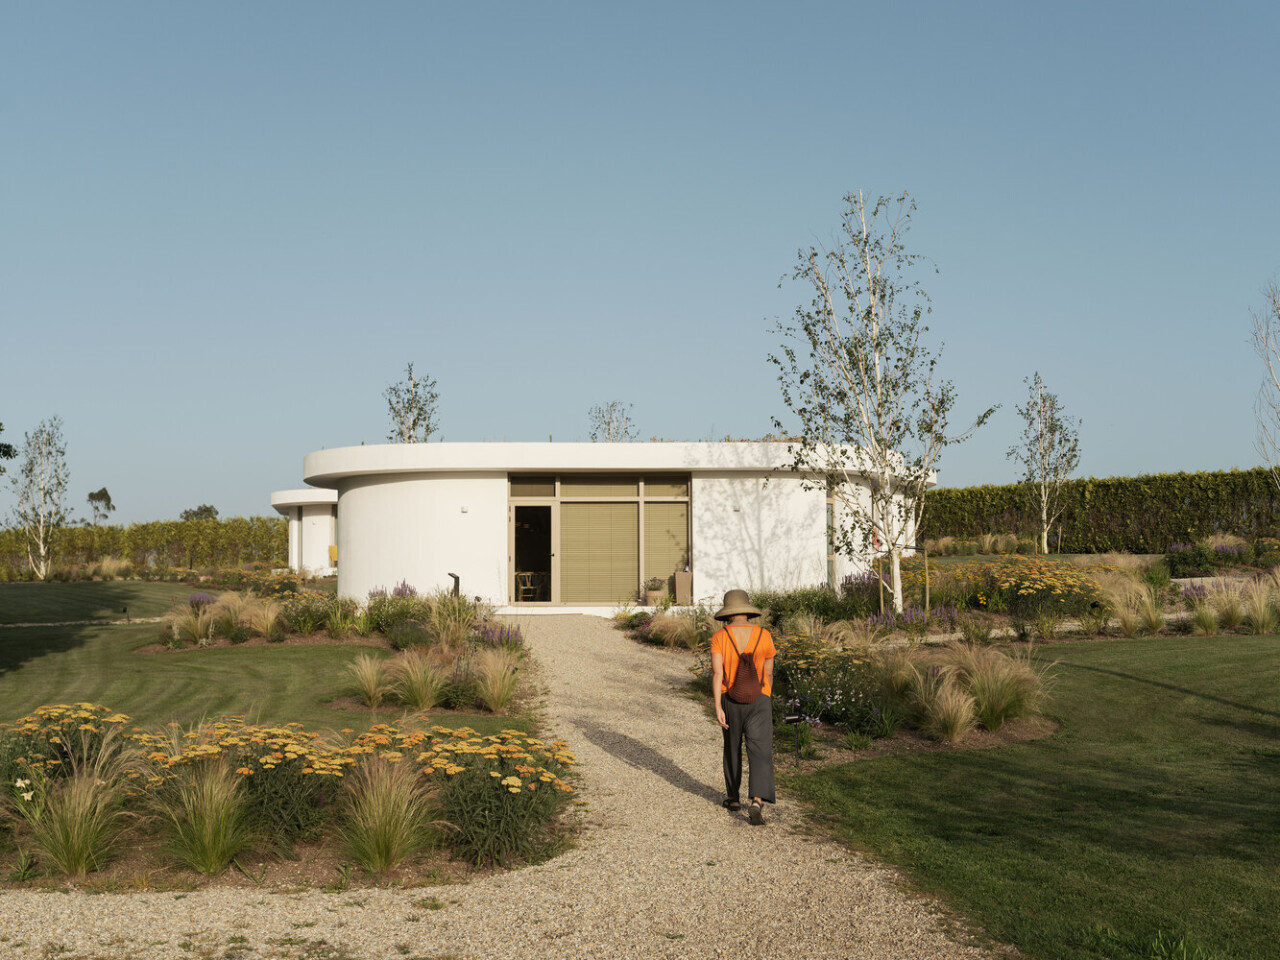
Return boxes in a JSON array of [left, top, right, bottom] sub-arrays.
[[721, 693, 775, 804]]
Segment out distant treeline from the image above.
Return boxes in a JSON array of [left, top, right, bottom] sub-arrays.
[[922, 467, 1280, 554], [0, 516, 287, 577]]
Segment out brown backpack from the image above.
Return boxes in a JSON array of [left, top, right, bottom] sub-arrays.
[[725, 626, 763, 704]]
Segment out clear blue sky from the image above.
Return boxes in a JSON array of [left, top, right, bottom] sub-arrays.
[[3, 2, 1278, 524]]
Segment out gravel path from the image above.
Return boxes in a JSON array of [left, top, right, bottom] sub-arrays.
[[0, 615, 1002, 960]]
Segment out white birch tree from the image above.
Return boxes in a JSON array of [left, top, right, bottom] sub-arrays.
[[771, 191, 995, 612], [385, 362, 439, 443], [1006, 372, 1081, 554], [9, 417, 71, 580], [1250, 281, 1280, 488], [587, 401, 637, 442]]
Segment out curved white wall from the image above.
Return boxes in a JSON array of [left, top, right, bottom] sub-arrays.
[[335, 472, 508, 602]]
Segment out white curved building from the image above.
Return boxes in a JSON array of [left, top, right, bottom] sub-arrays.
[[276, 442, 889, 612], [270, 488, 338, 576]]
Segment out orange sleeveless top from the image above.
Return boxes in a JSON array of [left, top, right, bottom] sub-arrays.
[[711, 625, 776, 698]]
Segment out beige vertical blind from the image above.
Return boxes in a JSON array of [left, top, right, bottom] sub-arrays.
[[643, 502, 689, 583], [560, 502, 639, 602]]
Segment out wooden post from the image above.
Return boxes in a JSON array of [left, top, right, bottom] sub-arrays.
[[877, 555, 884, 615], [924, 548, 930, 613]]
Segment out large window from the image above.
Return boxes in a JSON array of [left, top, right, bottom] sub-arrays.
[[560, 502, 639, 603], [509, 474, 690, 603]]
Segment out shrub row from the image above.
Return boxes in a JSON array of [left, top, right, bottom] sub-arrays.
[[1165, 536, 1280, 577], [0, 517, 287, 581], [923, 467, 1280, 554]]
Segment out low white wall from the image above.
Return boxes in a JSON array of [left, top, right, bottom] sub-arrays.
[[335, 472, 508, 602]]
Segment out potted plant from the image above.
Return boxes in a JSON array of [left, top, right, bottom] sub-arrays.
[[644, 576, 668, 606]]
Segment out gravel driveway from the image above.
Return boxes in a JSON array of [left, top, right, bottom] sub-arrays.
[[0, 615, 1001, 960]]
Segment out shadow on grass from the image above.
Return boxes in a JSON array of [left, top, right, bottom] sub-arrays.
[[1058, 660, 1280, 719], [0, 580, 192, 625], [0, 621, 102, 680], [0, 581, 190, 679]]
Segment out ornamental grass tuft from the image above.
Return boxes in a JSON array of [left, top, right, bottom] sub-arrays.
[[1242, 578, 1277, 635], [168, 605, 213, 645], [1209, 579, 1245, 631], [426, 590, 486, 650], [822, 618, 888, 649], [8, 727, 133, 877], [1137, 586, 1165, 635], [156, 758, 255, 875], [248, 597, 285, 642], [472, 648, 521, 713], [1191, 600, 1220, 636], [913, 670, 977, 743], [645, 610, 701, 650], [875, 647, 920, 704], [210, 592, 254, 643], [337, 756, 440, 877], [392, 650, 449, 712], [347, 653, 391, 709], [943, 644, 1050, 732]]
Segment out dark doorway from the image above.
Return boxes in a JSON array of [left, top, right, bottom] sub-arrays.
[[513, 505, 552, 602]]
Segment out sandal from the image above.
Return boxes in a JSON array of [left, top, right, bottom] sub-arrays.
[[722, 798, 741, 811], [748, 800, 765, 825]]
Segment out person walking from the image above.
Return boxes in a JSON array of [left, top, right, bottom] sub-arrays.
[[710, 589, 777, 824]]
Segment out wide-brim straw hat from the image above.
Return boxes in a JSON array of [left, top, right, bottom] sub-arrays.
[[714, 589, 762, 621]]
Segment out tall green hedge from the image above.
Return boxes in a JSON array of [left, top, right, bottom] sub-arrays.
[[0, 516, 286, 577], [922, 467, 1280, 554]]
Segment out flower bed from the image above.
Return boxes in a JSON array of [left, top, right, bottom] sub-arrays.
[[1, 703, 577, 883]]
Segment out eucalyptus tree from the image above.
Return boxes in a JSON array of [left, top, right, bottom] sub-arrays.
[[9, 416, 71, 580], [87, 487, 116, 526], [0, 422, 15, 472], [385, 362, 439, 443], [1006, 372, 1081, 553], [771, 191, 995, 612]]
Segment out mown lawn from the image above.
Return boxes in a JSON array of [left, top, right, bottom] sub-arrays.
[[0, 583, 528, 735], [0, 580, 195, 624], [785, 635, 1280, 960]]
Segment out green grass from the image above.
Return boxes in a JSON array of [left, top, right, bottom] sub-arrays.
[[0, 581, 195, 624], [786, 635, 1280, 960], [0, 621, 527, 735]]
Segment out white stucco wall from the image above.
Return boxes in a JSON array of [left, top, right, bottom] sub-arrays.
[[299, 504, 336, 575], [690, 472, 829, 602], [271, 489, 338, 576], [334, 472, 508, 602]]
